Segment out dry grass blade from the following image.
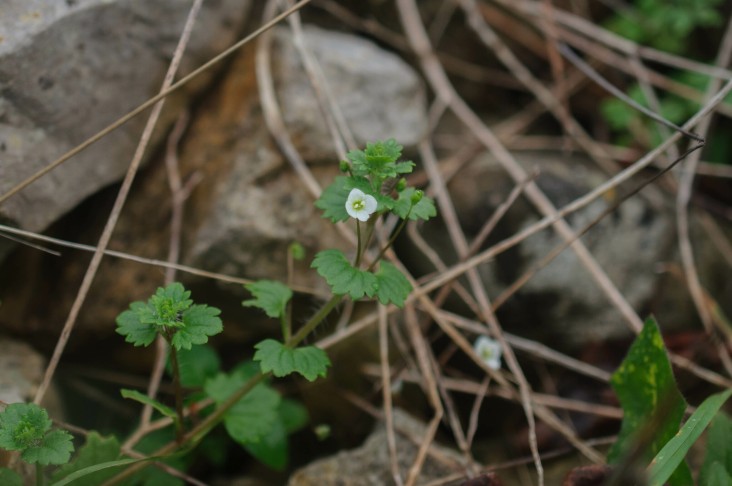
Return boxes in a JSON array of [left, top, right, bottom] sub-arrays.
[[0, 0, 313, 207], [33, 0, 205, 406]]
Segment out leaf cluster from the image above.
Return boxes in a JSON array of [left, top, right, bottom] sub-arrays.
[[116, 282, 223, 350], [0, 403, 73, 466], [315, 139, 435, 224]]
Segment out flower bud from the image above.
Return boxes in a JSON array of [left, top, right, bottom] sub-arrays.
[[339, 160, 350, 173], [410, 190, 424, 205], [396, 178, 407, 192]]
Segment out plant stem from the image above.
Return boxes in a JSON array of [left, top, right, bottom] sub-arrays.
[[166, 334, 185, 442], [355, 220, 362, 266], [35, 463, 43, 486], [287, 295, 343, 348], [368, 213, 411, 271], [103, 294, 344, 485]]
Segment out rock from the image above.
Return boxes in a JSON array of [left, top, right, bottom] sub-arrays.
[[0, 337, 46, 404], [0, 0, 251, 240], [425, 151, 680, 346], [188, 24, 428, 282], [271, 25, 427, 162], [288, 409, 466, 485]]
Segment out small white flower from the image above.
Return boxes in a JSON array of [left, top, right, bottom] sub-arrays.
[[473, 335, 502, 370], [345, 188, 377, 222]]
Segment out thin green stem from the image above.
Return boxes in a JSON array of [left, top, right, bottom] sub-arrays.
[[368, 213, 412, 272], [355, 220, 363, 267], [35, 463, 43, 486], [165, 332, 185, 442], [103, 294, 344, 485], [287, 295, 343, 348]]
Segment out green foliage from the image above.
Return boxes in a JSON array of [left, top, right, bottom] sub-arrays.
[[0, 403, 73, 466], [254, 339, 331, 382], [649, 389, 732, 486], [700, 412, 732, 485], [243, 280, 293, 319], [605, 0, 723, 53], [0, 469, 22, 486], [608, 317, 691, 485], [315, 139, 434, 225], [312, 249, 379, 300], [173, 344, 221, 388], [243, 399, 309, 471], [204, 368, 281, 444], [393, 187, 436, 221], [116, 283, 222, 350], [52, 432, 123, 486], [120, 389, 177, 420], [374, 261, 412, 308]]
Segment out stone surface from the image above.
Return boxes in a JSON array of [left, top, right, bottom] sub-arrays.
[[0, 0, 251, 236], [288, 409, 466, 486], [424, 151, 686, 346], [0, 337, 45, 404], [271, 25, 427, 162]]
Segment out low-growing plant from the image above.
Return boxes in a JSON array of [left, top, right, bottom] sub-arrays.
[[0, 139, 436, 483]]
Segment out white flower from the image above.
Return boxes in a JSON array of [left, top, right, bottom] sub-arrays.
[[473, 335, 502, 370], [345, 188, 377, 222]]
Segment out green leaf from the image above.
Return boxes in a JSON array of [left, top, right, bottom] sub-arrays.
[[315, 176, 352, 223], [147, 283, 193, 328], [279, 399, 309, 434], [243, 280, 293, 319], [52, 432, 123, 486], [0, 403, 51, 451], [0, 468, 22, 486], [115, 302, 158, 347], [120, 389, 177, 420], [51, 457, 151, 486], [701, 462, 732, 486], [649, 389, 732, 486], [204, 370, 280, 444], [243, 420, 288, 471], [347, 139, 413, 180], [700, 412, 732, 485], [254, 339, 331, 382], [311, 249, 379, 300], [173, 344, 221, 388], [374, 261, 412, 308], [608, 317, 691, 486], [393, 188, 436, 221], [170, 304, 223, 351], [22, 429, 74, 466]]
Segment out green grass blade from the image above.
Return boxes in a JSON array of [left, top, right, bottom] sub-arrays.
[[649, 389, 732, 486]]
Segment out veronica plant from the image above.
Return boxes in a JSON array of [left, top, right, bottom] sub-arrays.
[[0, 403, 74, 485]]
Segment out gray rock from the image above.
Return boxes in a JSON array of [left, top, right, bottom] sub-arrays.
[[272, 25, 427, 161], [0, 337, 46, 404], [430, 152, 676, 346], [288, 409, 466, 486], [0, 0, 251, 235], [190, 25, 428, 282]]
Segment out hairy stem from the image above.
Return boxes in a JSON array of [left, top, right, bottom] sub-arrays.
[[165, 332, 185, 442]]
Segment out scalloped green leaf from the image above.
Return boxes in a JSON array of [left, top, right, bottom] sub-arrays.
[[115, 302, 158, 347], [374, 261, 412, 308], [254, 339, 331, 382], [315, 176, 352, 223], [52, 432, 123, 486], [243, 280, 293, 319], [173, 344, 221, 388], [0, 403, 51, 451], [22, 429, 74, 466], [608, 317, 691, 486], [393, 188, 436, 221], [204, 370, 280, 445], [170, 304, 223, 351], [311, 249, 379, 300]]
